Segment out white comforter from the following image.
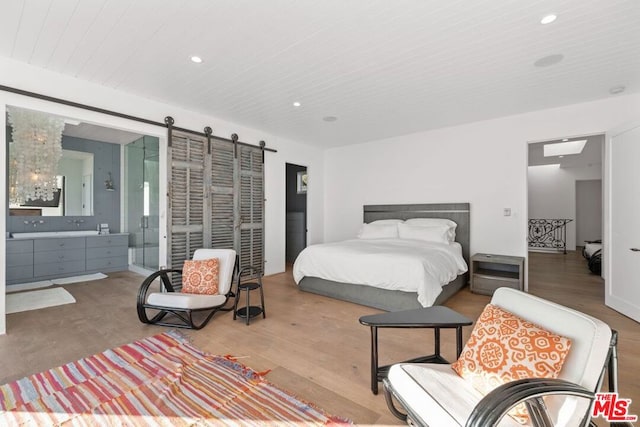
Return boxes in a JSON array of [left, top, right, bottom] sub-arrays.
[[293, 239, 468, 307]]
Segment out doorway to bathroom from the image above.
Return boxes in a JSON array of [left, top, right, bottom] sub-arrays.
[[285, 163, 307, 266], [124, 136, 160, 272]]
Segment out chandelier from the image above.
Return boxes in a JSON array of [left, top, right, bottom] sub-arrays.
[[7, 107, 65, 204]]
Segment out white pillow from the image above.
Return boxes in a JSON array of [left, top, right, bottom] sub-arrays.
[[404, 218, 457, 229], [357, 223, 399, 239], [397, 223, 450, 244], [369, 219, 404, 225], [404, 218, 457, 241]]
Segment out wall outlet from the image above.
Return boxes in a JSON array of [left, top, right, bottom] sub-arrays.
[[503, 208, 512, 216]]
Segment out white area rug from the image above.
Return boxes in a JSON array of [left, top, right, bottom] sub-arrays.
[[51, 273, 108, 285], [6, 273, 107, 293], [6, 288, 76, 314], [6, 280, 54, 294]]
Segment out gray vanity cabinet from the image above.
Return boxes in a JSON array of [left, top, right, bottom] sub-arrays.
[[5, 234, 129, 284], [86, 235, 128, 272], [34, 237, 87, 277], [6, 240, 34, 283]]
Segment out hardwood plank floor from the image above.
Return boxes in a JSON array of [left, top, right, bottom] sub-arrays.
[[1, 250, 637, 425]]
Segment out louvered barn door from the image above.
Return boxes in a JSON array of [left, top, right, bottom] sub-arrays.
[[210, 139, 235, 250], [237, 145, 264, 278], [168, 132, 207, 284]]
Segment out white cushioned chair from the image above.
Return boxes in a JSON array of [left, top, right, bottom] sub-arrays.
[[137, 249, 237, 329], [383, 287, 617, 427]]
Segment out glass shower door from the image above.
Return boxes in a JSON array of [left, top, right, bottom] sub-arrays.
[[125, 136, 159, 271]]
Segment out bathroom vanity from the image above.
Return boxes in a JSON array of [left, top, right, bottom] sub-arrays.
[[6, 232, 128, 285]]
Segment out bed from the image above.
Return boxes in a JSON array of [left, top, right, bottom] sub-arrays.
[[294, 203, 470, 311], [582, 240, 603, 275], [583, 241, 602, 259]]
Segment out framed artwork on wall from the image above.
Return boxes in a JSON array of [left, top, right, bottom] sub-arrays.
[[297, 171, 308, 194]]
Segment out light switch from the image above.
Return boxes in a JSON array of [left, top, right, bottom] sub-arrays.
[[503, 208, 512, 216]]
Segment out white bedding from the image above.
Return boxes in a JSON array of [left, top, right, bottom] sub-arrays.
[[293, 239, 468, 307], [584, 242, 602, 258]]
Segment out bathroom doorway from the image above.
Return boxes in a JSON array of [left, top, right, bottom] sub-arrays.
[[285, 163, 307, 265]]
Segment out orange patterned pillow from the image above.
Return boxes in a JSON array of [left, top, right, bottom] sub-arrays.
[[451, 304, 572, 423], [181, 258, 220, 295]]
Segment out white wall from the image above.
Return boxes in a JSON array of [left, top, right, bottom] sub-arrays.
[[0, 57, 325, 334], [264, 137, 325, 273], [576, 180, 603, 245], [528, 164, 602, 251], [323, 93, 640, 263]]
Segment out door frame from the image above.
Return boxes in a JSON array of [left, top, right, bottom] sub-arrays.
[[604, 120, 640, 321], [524, 133, 605, 292], [0, 94, 167, 334], [284, 162, 308, 264]]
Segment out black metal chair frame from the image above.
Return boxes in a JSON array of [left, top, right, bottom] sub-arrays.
[[136, 257, 238, 330], [382, 331, 627, 427]]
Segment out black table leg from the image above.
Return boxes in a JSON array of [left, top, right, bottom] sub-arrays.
[[608, 330, 619, 393], [359, 307, 473, 396], [371, 326, 378, 395], [456, 325, 463, 357]]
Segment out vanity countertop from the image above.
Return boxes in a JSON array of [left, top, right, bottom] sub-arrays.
[[8, 231, 128, 240]]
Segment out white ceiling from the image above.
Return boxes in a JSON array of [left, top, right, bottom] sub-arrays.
[[1, 0, 638, 148]]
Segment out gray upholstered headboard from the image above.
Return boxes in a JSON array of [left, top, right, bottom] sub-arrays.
[[363, 203, 471, 266]]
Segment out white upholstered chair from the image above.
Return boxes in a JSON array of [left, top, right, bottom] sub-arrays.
[[137, 249, 237, 329], [383, 287, 617, 427]]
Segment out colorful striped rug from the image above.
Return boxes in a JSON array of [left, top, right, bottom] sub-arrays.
[[0, 331, 350, 426]]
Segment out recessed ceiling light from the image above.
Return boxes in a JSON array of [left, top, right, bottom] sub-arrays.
[[609, 85, 626, 95], [323, 116, 337, 122], [190, 56, 203, 63], [540, 14, 557, 25], [534, 54, 564, 67], [544, 140, 587, 157], [293, 102, 301, 107]]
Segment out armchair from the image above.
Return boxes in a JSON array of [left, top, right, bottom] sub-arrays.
[[137, 249, 237, 329], [383, 287, 618, 426]]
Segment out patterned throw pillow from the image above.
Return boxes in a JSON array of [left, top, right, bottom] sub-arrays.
[[451, 304, 572, 423], [181, 258, 220, 295]]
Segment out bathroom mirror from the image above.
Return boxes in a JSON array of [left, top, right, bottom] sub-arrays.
[[6, 105, 137, 224], [8, 149, 94, 216], [6, 104, 97, 217]]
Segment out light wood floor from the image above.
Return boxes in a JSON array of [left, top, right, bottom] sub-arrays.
[[1, 250, 638, 425]]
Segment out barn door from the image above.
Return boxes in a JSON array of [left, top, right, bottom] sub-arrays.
[[168, 130, 265, 278], [210, 139, 235, 250], [237, 145, 265, 277], [168, 132, 206, 273]]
